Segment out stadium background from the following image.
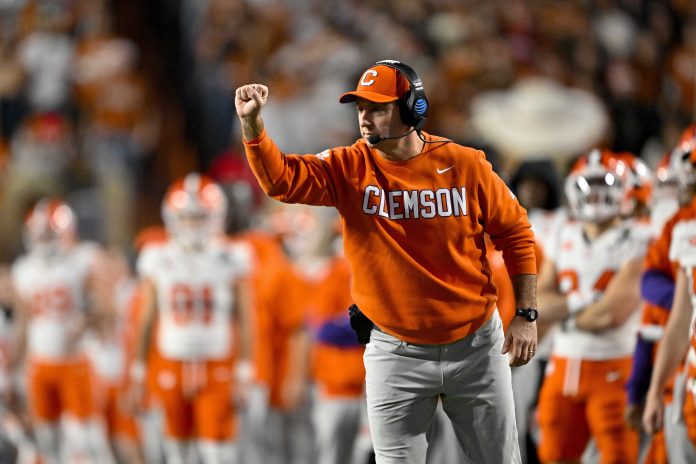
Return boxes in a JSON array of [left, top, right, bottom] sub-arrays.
[[0, 0, 692, 260], [0, 1, 694, 463]]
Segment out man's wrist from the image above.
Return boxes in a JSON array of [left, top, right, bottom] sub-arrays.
[[241, 116, 264, 143], [514, 307, 538, 322], [645, 386, 664, 402]]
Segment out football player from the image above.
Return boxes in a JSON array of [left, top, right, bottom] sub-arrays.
[[130, 173, 252, 464], [10, 198, 115, 463], [625, 130, 696, 463], [536, 149, 651, 463], [85, 249, 143, 463], [643, 126, 696, 453]]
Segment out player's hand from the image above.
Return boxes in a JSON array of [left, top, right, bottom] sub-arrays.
[[625, 402, 643, 430], [233, 360, 254, 408], [125, 378, 146, 415], [642, 390, 664, 434], [125, 361, 147, 415], [235, 84, 268, 120], [502, 316, 537, 367], [280, 375, 306, 411]]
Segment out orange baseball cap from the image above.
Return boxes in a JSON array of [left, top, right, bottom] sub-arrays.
[[339, 64, 411, 104]]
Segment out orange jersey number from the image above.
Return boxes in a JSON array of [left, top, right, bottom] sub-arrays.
[[557, 270, 616, 294], [29, 286, 73, 317], [170, 284, 214, 324]]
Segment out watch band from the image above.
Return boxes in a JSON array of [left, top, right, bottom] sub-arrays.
[[515, 307, 538, 322]]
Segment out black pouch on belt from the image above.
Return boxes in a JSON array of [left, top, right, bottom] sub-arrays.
[[348, 303, 373, 345]]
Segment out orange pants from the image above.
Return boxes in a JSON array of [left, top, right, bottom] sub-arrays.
[[99, 384, 139, 441], [27, 357, 94, 422], [537, 356, 638, 464], [156, 357, 237, 440]]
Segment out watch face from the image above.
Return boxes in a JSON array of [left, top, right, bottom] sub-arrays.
[[527, 309, 538, 322]]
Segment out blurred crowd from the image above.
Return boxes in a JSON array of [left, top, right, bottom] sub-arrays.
[[167, 0, 695, 167], [0, 0, 694, 463], [0, 0, 693, 259]]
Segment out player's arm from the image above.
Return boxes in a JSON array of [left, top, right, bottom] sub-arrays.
[[131, 277, 157, 383], [575, 257, 642, 332], [536, 258, 570, 326], [78, 270, 104, 342], [282, 325, 311, 410], [2, 283, 27, 416], [642, 269, 692, 433], [78, 246, 118, 346], [236, 84, 338, 206], [233, 276, 252, 363], [8, 287, 29, 372]]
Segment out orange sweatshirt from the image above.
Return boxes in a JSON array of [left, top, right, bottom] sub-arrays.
[[244, 130, 536, 344]]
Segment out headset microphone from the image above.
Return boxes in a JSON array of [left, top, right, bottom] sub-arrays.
[[367, 127, 417, 145], [367, 134, 382, 145], [367, 127, 452, 146]]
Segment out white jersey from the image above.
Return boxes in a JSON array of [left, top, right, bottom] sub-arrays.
[[670, 219, 696, 270], [552, 220, 651, 360], [669, 219, 696, 356], [651, 196, 680, 238], [11, 243, 98, 360], [84, 331, 126, 382], [137, 239, 251, 361]]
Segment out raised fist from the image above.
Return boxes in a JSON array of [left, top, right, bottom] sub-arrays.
[[235, 84, 269, 120]]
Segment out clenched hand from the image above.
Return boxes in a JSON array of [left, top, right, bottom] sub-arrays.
[[235, 84, 268, 120]]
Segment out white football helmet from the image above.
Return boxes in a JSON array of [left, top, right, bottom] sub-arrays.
[[22, 198, 77, 256], [673, 125, 696, 189], [161, 173, 227, 249], [564, 149, 633, 222]]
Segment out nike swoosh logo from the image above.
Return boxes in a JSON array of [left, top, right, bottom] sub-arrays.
[[437, 166, 455, 174]]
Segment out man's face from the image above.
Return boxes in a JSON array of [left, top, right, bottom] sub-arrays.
[[355, 98, 406, 146]]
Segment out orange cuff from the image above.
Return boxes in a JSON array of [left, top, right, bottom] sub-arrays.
[[506, 258, 537, 277]]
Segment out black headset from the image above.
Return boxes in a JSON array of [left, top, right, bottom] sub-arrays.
[[374, 59, 429, 131]]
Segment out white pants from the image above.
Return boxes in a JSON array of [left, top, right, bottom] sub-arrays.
[[239, 384, 315, 464], [364, 312, 521, 464], [424, 402, 464, 464], [312, 396, 363, 464], [665, 372, 696, 463]]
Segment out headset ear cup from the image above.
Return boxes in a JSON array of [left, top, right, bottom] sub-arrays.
[[398, 91, 418, 127]]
